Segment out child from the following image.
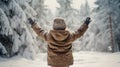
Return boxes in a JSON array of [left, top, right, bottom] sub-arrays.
[[28, 17, 91, 67]]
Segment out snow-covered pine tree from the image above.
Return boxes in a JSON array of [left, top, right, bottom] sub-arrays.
[[117, 0, 120, 51], [56, 0, 79, 30], [81, 0, 120, 52], [15, 0, 40, 58], [0, 0, 51, 58], [30, 0, 54, 52], [79, 0, 90, 21], [79, 4, 84, 22], [31, 0, 53, 31], [111, 0, 120, 51], [75, 0, 93, 51], [0, 7, 13, 57]]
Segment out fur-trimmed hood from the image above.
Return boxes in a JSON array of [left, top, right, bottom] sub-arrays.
[[53, 18, 66, 30]]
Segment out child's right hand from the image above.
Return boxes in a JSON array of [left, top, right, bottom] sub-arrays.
[[84, 17, 91, 25]]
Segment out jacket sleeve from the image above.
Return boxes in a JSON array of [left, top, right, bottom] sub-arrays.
[[69, 23, 88, 42], [31, 23, 48, 41]]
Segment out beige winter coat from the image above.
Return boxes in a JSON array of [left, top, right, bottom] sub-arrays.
[[31, 23, 88, 66]]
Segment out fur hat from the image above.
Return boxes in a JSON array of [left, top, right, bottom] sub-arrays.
[[53, 18, 66, 30]]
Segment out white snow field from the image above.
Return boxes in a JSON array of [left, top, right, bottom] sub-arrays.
[[0, 51, 120, 67]]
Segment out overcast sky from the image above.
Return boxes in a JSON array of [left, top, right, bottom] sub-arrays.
[[45, 0, 97, 13]]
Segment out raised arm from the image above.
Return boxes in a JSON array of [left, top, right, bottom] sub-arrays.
[[28, 18, 47, 41], [69, 17, 91, 42]]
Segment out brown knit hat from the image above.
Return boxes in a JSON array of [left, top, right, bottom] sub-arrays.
[[53, 17, 66, 30]]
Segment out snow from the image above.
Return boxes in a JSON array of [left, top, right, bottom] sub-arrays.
[[9, 0, 26, 21], [0, 51, 120, 67], [0, 43, 7, 54], [0, 8, 13, 35]]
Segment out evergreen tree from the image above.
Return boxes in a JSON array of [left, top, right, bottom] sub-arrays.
[[56, 0, 79, 30], [0, 0, 51, 58], [79, 0, 90, 21], [112, 0, 120, 51], [31, 0, 54, 52], [31, 0, 53, 31], [81, 0, 120, 52]]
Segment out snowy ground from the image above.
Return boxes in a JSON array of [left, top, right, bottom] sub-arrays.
[[0, 51, 120, 67]]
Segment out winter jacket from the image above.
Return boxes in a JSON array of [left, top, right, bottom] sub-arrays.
[[31, 23, 88, 66]]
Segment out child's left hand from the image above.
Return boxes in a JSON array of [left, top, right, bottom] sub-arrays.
[[28, 18, 35, 25]]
